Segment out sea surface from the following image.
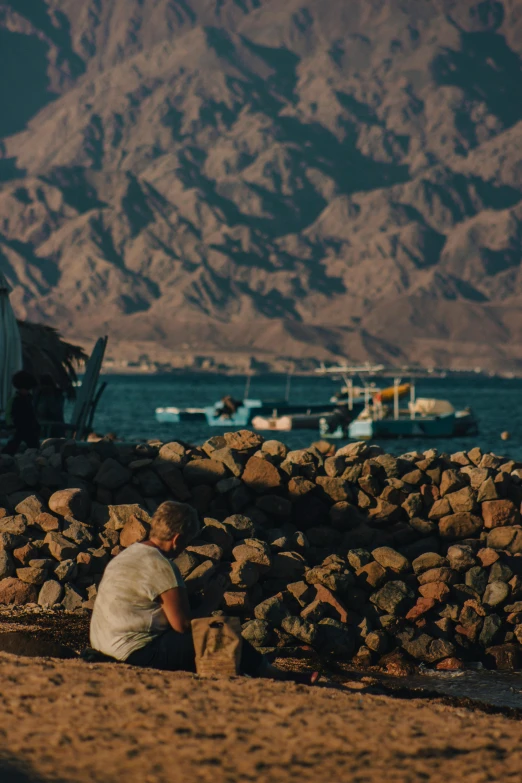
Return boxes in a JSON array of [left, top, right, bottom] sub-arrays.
[[86, 372, 522, 458]]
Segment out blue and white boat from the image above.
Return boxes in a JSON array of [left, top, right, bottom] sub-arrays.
[[156, 397, 343, 428]]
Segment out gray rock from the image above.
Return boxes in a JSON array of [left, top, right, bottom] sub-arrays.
[[241, 619, 272, 648], [489, 561, 514, 583], [223, 514, 256, 540], [173, 551, 199, 579], [62, 520, 93, 547], [254, 596, 290, 626], [232, 541, 271, 570], [371, 547, 409, 573], [447, 544, 477, 572], [94, 459, 132, 490], [365, 630, 389, 654], [38, 579, 64, 608], [255, 495, 292, 518], [281, 615, 318, 645], [479, 614, 502, 647], [347, 549, 372, 570], [370, 581, 414, 615], [483, 581, 510, 608], [317, 618, 355, 656], [412, 552, 447, 574], [66, 455, 98, 480], [0, 550, 15, 579], [54, 559, 78, 582], [465, 566, 488, 595], [62, 584, 84, 611]]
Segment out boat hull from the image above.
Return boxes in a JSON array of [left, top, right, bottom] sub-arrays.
[[348, 413, 456, 440]]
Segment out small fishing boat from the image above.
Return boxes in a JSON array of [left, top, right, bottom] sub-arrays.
[[317, 364, 479, 441], [156, 397, 342, 427]]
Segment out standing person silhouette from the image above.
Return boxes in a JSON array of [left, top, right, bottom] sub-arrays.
[[3, 371, 40, 455]]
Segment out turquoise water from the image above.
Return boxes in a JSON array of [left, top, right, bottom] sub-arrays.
[[86, 373, 522, 458]]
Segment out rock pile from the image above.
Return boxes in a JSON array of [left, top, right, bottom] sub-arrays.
[[2, 433, 522, 670]]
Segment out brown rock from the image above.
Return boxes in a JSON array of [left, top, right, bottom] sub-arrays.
[[232, 541, 271, 571], [315, 477, 352, 503], [356, 561, 387, 589], [438, 513, 482, 540], [418, 567, 457, 585], [428, 498, 452, 520], [287, 581, 315, 607], [16, 567, 47, 586], [0, 516, 27, 535], [154, 462, 191, 500], [406, 597, 436, 621], [35, 512, 61, 533], [224, 431, 263, 452], [477, 547, 500, 567], [0, 577, 38, 605], [314, 584, 349, 623], [12, 543, 37, 566], [412, 552, 447, 574], [287, 476, 315, 500], [367, 500, 402, 524], [222, 591, 253, 615], [184, 459, 229, 487], [418, 582, 450, 602], [477, 477, 499, 503], [229, 560, 259, 589], [157, 442, 187, 466], [446, 486, 477, 514], [14, 495, 45, 523], [371, 547, 409, 573], [487, 526, 520, 552], [44, 532, 80, 562], [436, 657, 464, 671], [482, 499, 520, 529], [94, 459, 132, 490], [486, 644, 520, 671], [242, 457, 283, 494], [184, 560, 217, 594], [440, 470, 466, 496], [119, 516, 150, 548], [108, 504, 150, 531], [270, 552, 306, 581], [48, 488, 91, 522]]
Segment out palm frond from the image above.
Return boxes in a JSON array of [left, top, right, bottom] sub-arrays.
[[18, 321, 88, 398]]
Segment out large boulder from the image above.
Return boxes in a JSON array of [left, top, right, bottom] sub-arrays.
[[48, 489, 91, 522], [0, 577, 38, 605]]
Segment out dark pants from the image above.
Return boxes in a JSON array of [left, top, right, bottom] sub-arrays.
[[126, 629, 265, 676], [3, 426, 40, 456]]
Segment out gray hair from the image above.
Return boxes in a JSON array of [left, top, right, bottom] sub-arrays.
[[149, 501, 200, 542]]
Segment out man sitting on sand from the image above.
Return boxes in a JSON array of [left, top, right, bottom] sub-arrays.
[[90, 501, 317, 683]]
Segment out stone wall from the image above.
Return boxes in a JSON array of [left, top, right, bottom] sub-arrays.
[[2, 432, 522, 670]]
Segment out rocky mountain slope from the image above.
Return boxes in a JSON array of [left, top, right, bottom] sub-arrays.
[[1, 0, 522, 370]]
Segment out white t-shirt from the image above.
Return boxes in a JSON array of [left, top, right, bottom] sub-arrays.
[[90, 543, 185, 661]]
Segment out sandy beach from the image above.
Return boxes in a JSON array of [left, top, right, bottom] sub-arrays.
[[0, 649, 520, 783]]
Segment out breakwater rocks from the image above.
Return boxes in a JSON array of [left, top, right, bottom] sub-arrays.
[[2, 433, 522, 671]]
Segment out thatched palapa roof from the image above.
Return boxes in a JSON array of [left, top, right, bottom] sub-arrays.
[[18, 321, 88, 397]]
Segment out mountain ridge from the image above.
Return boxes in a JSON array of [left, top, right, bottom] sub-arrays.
[[1, 0, 522, 370]]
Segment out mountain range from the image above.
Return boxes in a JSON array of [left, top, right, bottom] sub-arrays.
[[2, 0, 522, 371]]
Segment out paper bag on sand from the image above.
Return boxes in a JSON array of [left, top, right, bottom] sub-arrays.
[[191, 617, 242, 677]]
